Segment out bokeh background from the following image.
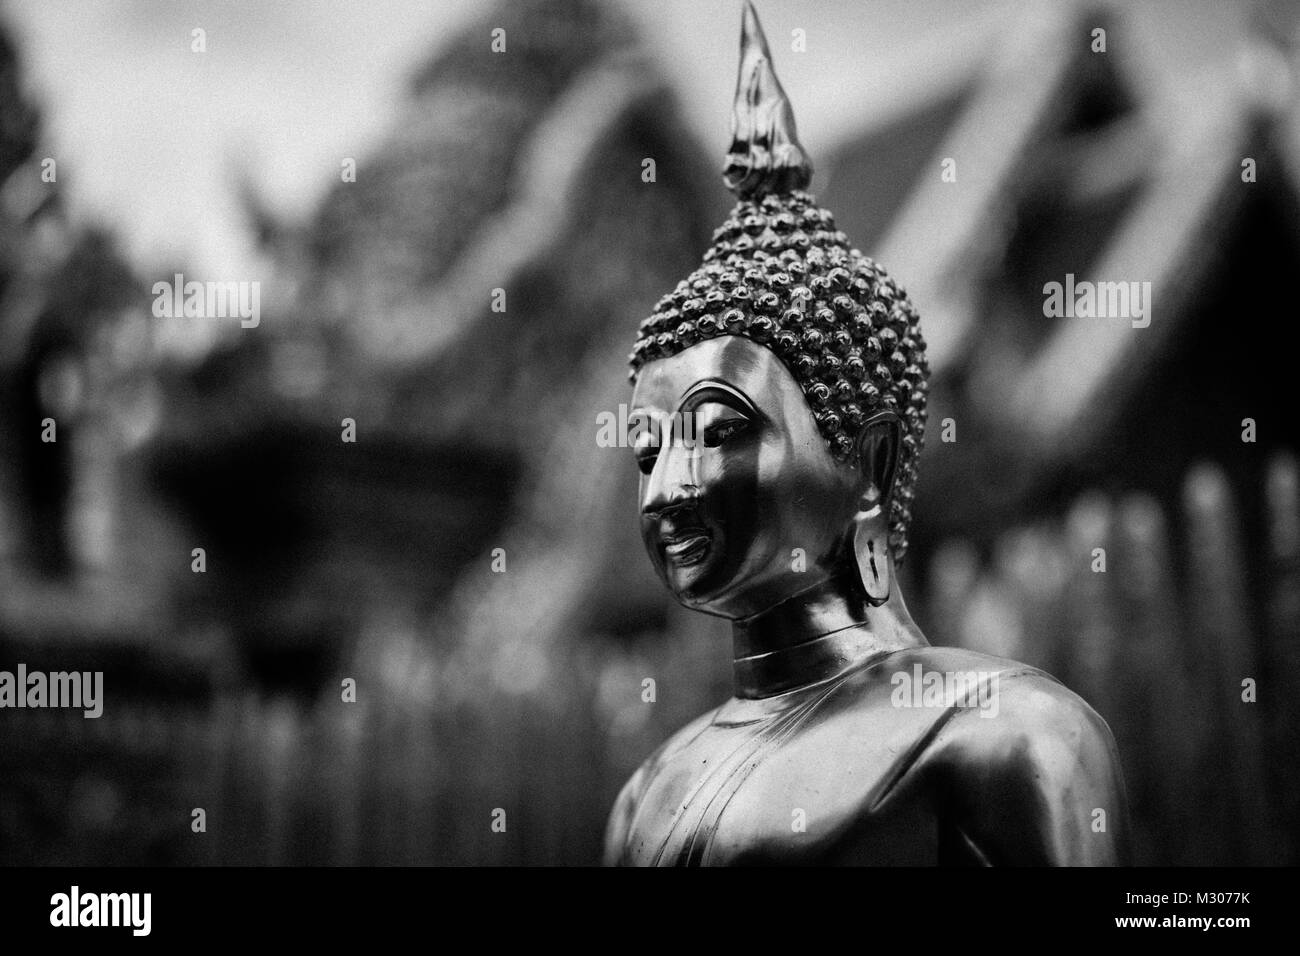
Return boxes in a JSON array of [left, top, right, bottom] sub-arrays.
[[0, 0, 1297, 865]]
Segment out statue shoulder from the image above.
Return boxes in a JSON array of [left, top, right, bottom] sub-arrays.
[[820, 645, 1127, 863], [909, 649, 1130, 864], [825, 644, 1053, 720], [925, 652, 1118, 766]]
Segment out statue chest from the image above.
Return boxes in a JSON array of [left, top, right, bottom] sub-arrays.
[[618, 692, 943, 866]]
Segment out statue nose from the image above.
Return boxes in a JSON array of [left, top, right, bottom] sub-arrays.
[[642, 440, 700, 516]]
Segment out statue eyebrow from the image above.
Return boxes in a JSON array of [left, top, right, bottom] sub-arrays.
[[679, 380, 759, 417]]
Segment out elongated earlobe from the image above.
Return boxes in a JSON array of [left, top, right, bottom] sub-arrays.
[[852, 410, 900, 605], [853, 484, 891, 606]]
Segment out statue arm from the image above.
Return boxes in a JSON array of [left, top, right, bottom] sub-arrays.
[[933, 673, 1131, 866]]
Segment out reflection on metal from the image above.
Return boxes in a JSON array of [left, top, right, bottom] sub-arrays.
[[722, 1, 812, 200], [608, 4, 1129, 867]]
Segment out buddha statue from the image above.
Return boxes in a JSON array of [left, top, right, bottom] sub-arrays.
[[604, 2, 1130, 866]]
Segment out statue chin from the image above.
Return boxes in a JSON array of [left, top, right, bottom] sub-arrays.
[[606, 1, 1131, 867]]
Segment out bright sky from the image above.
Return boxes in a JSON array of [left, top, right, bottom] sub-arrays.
[[2, 0, 1249, 281]]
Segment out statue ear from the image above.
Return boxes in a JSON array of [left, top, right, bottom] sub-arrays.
[[855, 411, 901, 501], [852, 411, 901, 606]]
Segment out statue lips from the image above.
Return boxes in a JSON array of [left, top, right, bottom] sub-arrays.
[[653, 507, 714, 570], [661, 528, 712, 566]]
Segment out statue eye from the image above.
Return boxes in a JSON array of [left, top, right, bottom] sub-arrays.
[[703, 417, 750, 448], [636, 448, 659, 475]]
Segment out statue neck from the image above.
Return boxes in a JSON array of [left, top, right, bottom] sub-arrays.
[[731, 564, 925, 699]]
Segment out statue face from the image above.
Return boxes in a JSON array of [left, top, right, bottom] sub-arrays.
[[630, 335, 860, 619]]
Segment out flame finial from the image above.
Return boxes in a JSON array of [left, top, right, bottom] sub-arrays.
[[722, 1, 813, 199]]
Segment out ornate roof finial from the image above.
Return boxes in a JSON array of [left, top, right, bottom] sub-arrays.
[[722, 1, 813, 199]]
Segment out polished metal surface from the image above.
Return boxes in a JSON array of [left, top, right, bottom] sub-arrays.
[[608, 335, 1130, 866], [605, 3, 1130, 866], [723, 0, 812, 199]]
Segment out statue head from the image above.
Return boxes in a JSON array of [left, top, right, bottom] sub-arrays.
[[627, 2, 929, 621]]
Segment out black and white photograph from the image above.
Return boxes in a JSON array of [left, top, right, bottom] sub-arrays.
[[0, 0, 1295, 935]]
